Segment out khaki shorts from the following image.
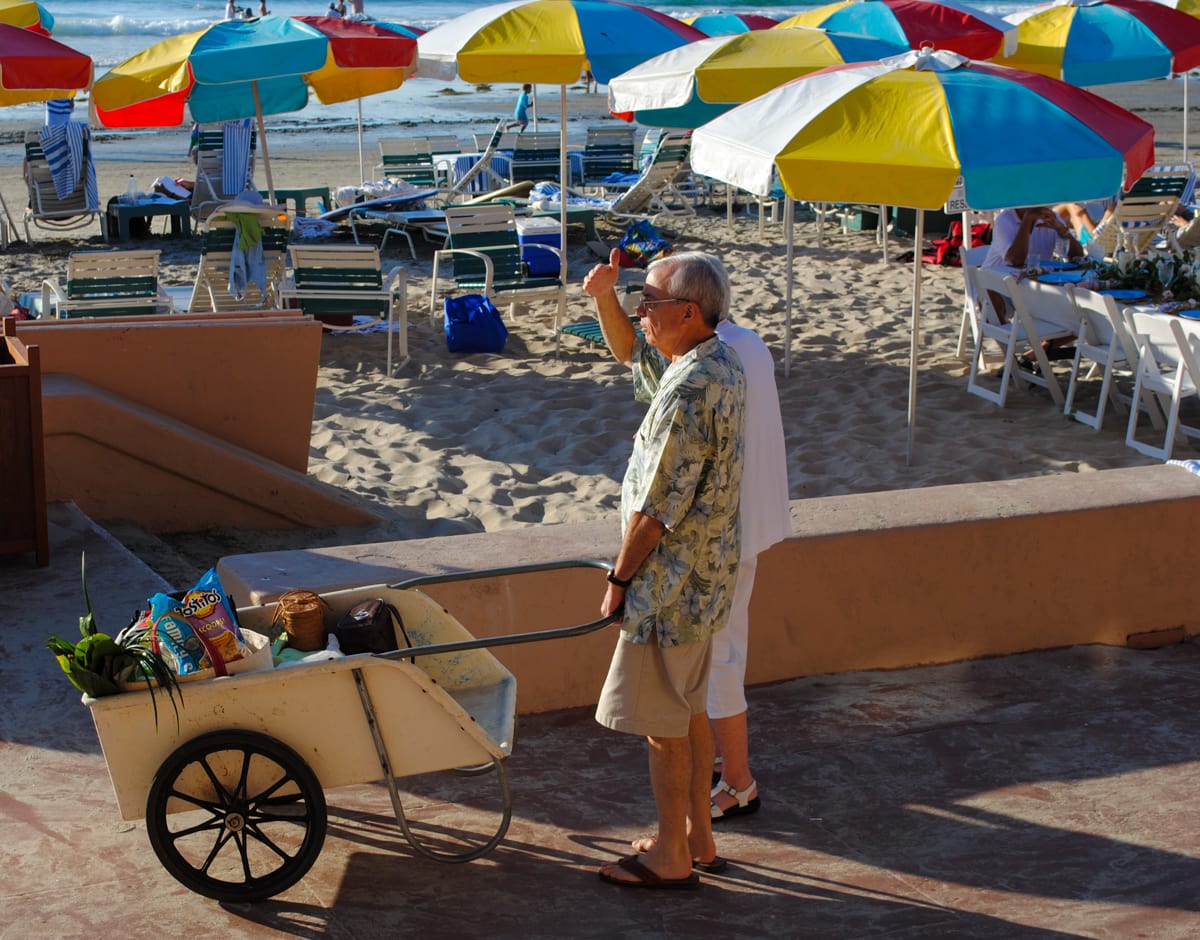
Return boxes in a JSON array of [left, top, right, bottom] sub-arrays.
[[595, 633, 712, 738]]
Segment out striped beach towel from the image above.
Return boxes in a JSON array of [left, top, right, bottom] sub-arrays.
[[44, 98, 75, 126], [38, 120, 98, 211], [223, 119, 254, 197]]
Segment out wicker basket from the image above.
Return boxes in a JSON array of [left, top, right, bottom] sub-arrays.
[[272, 589, 330, 652]]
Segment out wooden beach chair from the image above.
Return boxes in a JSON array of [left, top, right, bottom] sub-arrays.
[[189, 204, 290, 313], [375, 138, 440, 187], [192, 121, 258, 222], [1089, 163, 1195, 258], [473, 130, 518, 151], [580, 126, 637, 187], [606, 131, 695, 220], [41, 249, 173, 319], [508, 133, 563, 185], [429, 204, 567, 352], [22, 129, 101, 242], [279, 245, 409, 373]]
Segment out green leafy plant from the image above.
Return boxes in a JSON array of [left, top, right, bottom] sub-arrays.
[[1093, 252, 1200, 302], [46, 553, 183, 729]]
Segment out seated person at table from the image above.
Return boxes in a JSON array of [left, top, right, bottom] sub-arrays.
[[984, 205, 1081, 271]]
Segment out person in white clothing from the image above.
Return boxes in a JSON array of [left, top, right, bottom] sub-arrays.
[[225, 0, 239, 19], [583, 249, 791, 824]]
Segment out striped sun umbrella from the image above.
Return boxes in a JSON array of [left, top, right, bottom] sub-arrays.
[[690, 48, 1155, 455], [994, 0, 1200, 157], [418, 0, 705, 277], [683, 12, 779, 36], [778, 0, 1019, 58], [608, 27, 909, 129], [91, 15, 417, 199], [0, 22, 90, 105], [0, 0, 52, 35]]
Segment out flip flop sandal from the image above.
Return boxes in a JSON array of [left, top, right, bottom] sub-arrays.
[[629, 836, 729, 874], [711, 779, 761, 822], [598, 855, 700, 890], [693, 856, 728, 874]]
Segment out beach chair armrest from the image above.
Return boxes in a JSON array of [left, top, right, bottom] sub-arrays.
[[385, 265, 408, 296], [434, 247, 497, 288], [41, 278, 65, 318]]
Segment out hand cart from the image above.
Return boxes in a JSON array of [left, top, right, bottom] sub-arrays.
[[84, 560, 617, 903]]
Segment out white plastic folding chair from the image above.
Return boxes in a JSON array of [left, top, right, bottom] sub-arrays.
[[966, 267, 1072, 407], [1063, 288, 1146, 430], [1124, 310, 1200, 459], [956, 244, 993, 359]]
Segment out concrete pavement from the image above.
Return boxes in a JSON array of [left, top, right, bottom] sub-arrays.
[[2, 502, 1198, 938]]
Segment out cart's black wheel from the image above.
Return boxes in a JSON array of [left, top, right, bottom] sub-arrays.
[[146, 730, 327, 903]]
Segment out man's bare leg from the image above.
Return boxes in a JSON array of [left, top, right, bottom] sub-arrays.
[[626, 713, 717, 865]]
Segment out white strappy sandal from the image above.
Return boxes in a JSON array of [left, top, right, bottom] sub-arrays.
[[710, 779, 761, 821]]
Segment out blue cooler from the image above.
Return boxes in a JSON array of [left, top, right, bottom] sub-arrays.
[[517, 217, 563, 276]]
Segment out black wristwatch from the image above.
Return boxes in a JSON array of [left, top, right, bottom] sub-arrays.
[[606, 570, 633, 588]]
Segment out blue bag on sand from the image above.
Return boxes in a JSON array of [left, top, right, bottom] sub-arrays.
[[444, 293, 508, 354]]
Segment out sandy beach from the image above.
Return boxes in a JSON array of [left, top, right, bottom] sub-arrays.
[[1, 80, 1192, 585]]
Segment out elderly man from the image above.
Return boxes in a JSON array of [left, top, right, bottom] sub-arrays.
[[583, 250, 746, 890], [588, 249, 790, 825]]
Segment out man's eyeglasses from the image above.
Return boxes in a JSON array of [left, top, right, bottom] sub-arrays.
[[636, 296, 690, 313]]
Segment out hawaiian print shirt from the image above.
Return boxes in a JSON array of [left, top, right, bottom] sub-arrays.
[[621, 334, 745, 647]]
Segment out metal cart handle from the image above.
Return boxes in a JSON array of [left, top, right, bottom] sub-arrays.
[[379, 558, 619, 662]]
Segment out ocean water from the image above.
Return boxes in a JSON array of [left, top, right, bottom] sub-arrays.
[[1, 0, 1044, 143]]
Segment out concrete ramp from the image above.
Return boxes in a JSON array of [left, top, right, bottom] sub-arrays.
[[42, 374, 380, 532]]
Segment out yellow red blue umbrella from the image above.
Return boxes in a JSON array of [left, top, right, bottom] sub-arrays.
[[91, 15, 416, 199], [0, 22, 90, 106], [691, 48, 1156, 454], [0, 0, 52, 36], [778, 0, 1018, 58]]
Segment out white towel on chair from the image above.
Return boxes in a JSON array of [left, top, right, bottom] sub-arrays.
[[39, 120, 98, 210], [222, 119, 254, 197]]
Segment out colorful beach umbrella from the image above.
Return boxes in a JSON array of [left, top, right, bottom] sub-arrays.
[[0, 22, 91, 106], [683, 12, 779, 36], [690, 48, 1155, 456], [417, 0, 705, 85], [608, 27, 910, 129], [0, 22, 91, 237], [418, 0, 706, 280], [995, 0, 1200, 85], [0, 0, 52, 35], [91, 15, 417, 199], [294, 16, 422, 181], [995, 0, 1200, 158], [778, 0, 1019, 59]]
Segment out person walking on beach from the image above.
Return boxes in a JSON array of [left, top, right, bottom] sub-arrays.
[[326, 1, 342, 17], [582, 251, 746, 889], [258, 0, 269, 15], [507, 84, 532, 132], [586, 249, 790, 825], [225, 0, 238, 19]]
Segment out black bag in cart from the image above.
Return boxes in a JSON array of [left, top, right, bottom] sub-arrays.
[[333, 599, 411, 655]]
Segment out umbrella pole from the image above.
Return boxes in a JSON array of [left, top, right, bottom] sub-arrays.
[[880, 204, 888, 262], [559, 85, 567, 284], [906, 208, 924, 466], [358, 98, 365, 184], [784, 196, 794, 378], [251, 81, 276, 205], [1185, 72, 1190, 164]]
